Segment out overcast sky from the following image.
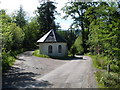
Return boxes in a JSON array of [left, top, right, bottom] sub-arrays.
[[0, 0, 72, 30]]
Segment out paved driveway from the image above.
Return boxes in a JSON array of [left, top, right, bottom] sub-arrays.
[[2, 51, 97, 88]]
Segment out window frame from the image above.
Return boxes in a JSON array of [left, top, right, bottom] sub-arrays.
[[48, 45, 52, 53], [58, 45, 62, 53]]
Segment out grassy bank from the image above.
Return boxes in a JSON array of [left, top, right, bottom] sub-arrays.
[[95, 71, 120, 88], [32, 50, 50, 58], [33, 50, 72, 59], [87, 54, 120, 88]]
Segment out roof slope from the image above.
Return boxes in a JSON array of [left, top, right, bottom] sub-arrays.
[[37, 29, 66, 43]]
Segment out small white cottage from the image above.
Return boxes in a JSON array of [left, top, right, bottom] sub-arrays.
[[37, 29, 68, 57]]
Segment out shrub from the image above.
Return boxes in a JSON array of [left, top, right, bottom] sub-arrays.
[[88, 54, 120, 88], [73, 35, 84, 54], [90, 55, 108, 69], [69, 45, 78, 57], [95, 71, 120, 88], [110, 64, 119, 73], [2, 50, 16, 71]]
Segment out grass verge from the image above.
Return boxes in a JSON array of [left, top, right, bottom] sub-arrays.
[[86, 53, 120, 88], [32, 50, 50, 58], [95, 71, 120, 88], [33, 50, 72, 59]]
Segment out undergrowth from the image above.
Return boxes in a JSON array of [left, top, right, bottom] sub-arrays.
[[95, 71, 120, 88], [2, 48, 25, 71], [86, 53, 120, 88]]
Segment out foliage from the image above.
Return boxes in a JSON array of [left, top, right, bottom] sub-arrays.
[[85, 3, 120, 88], [58, 30, 77, 50], [73, 34, 84, 54], [88, 53, 120, 88], [2, 49, 16, 71], [88, 54, 108, 69], [1, 9, 25, 71], [69, 45, 77, 57], [32, 50, 49, 58], [23, 17, 39, 49], [62, 2, 97, 53], [86, 2, 120, 85], [14, 6, 27, 28], [1, 1, 58, 70], [1, 2, 120, 88], [1, 10, 25, 51], [86, 2, 120, 59], [95, 71, 120, 88], [37, 1, 58, 35]]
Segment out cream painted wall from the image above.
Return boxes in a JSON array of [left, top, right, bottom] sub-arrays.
[[39, 43, 68, 57]]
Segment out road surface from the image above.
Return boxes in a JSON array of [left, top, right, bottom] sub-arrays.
[[2, 51, 97, 88]]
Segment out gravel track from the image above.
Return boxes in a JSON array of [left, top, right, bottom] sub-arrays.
[[2, 51, 97, 88]]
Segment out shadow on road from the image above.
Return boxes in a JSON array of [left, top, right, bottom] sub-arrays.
[[22, 51, 34, 56], [2, 67, 53, 88], [71, 57, 87, 60], [17, 58, 26, 61], [51, 56, 87, 61]]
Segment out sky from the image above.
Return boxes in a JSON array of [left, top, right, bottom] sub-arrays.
[[0, 0, 73, 30]]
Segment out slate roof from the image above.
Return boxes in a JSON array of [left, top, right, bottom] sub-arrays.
[[37, 29, 67, 43]]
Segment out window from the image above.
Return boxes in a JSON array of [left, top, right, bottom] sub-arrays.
[[48, 45, 52, 53], [58, 45, 62, 53]]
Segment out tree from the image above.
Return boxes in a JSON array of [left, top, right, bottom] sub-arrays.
[[73, 34, 84, 54], [58, 30, 77, 50], [70, 45, 77, 57], [1, 9, 24, 51], [14, 6, 27, 28], [37, 1, 58, 35], [23, 17, 39, 49], [0, 10, 24, 51], [86, 2, 120, 58], [1, 9, 25, 71], [62, 2, 98, 53], [85, 2, 120, 76]]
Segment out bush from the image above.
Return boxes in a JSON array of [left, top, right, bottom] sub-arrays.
[[2, 50, 16, 71], [110, 64, 119, 73], [70, 45, 78, 57], [2, 48, 25, 71], [89, 54, 120, 88], [95, 71, 120, 88], [32, 50, 49, 58], [89, 55, 108, 69], [73, 35, 84, 54]]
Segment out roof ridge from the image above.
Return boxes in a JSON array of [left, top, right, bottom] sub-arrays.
[[52, 29, 57, 42], [37, 29, 67, 43], [44, 30, 52, 42], [37, 30, 51, 42]]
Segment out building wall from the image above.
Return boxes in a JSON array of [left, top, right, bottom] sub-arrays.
[[39, 43, 68, 57]]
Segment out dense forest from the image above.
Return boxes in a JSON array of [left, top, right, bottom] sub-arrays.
[[1, 1, 120, 88]]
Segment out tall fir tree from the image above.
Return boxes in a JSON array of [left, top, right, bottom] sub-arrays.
[[37, 1, 57, 36], [14, 6, 27, 29]]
